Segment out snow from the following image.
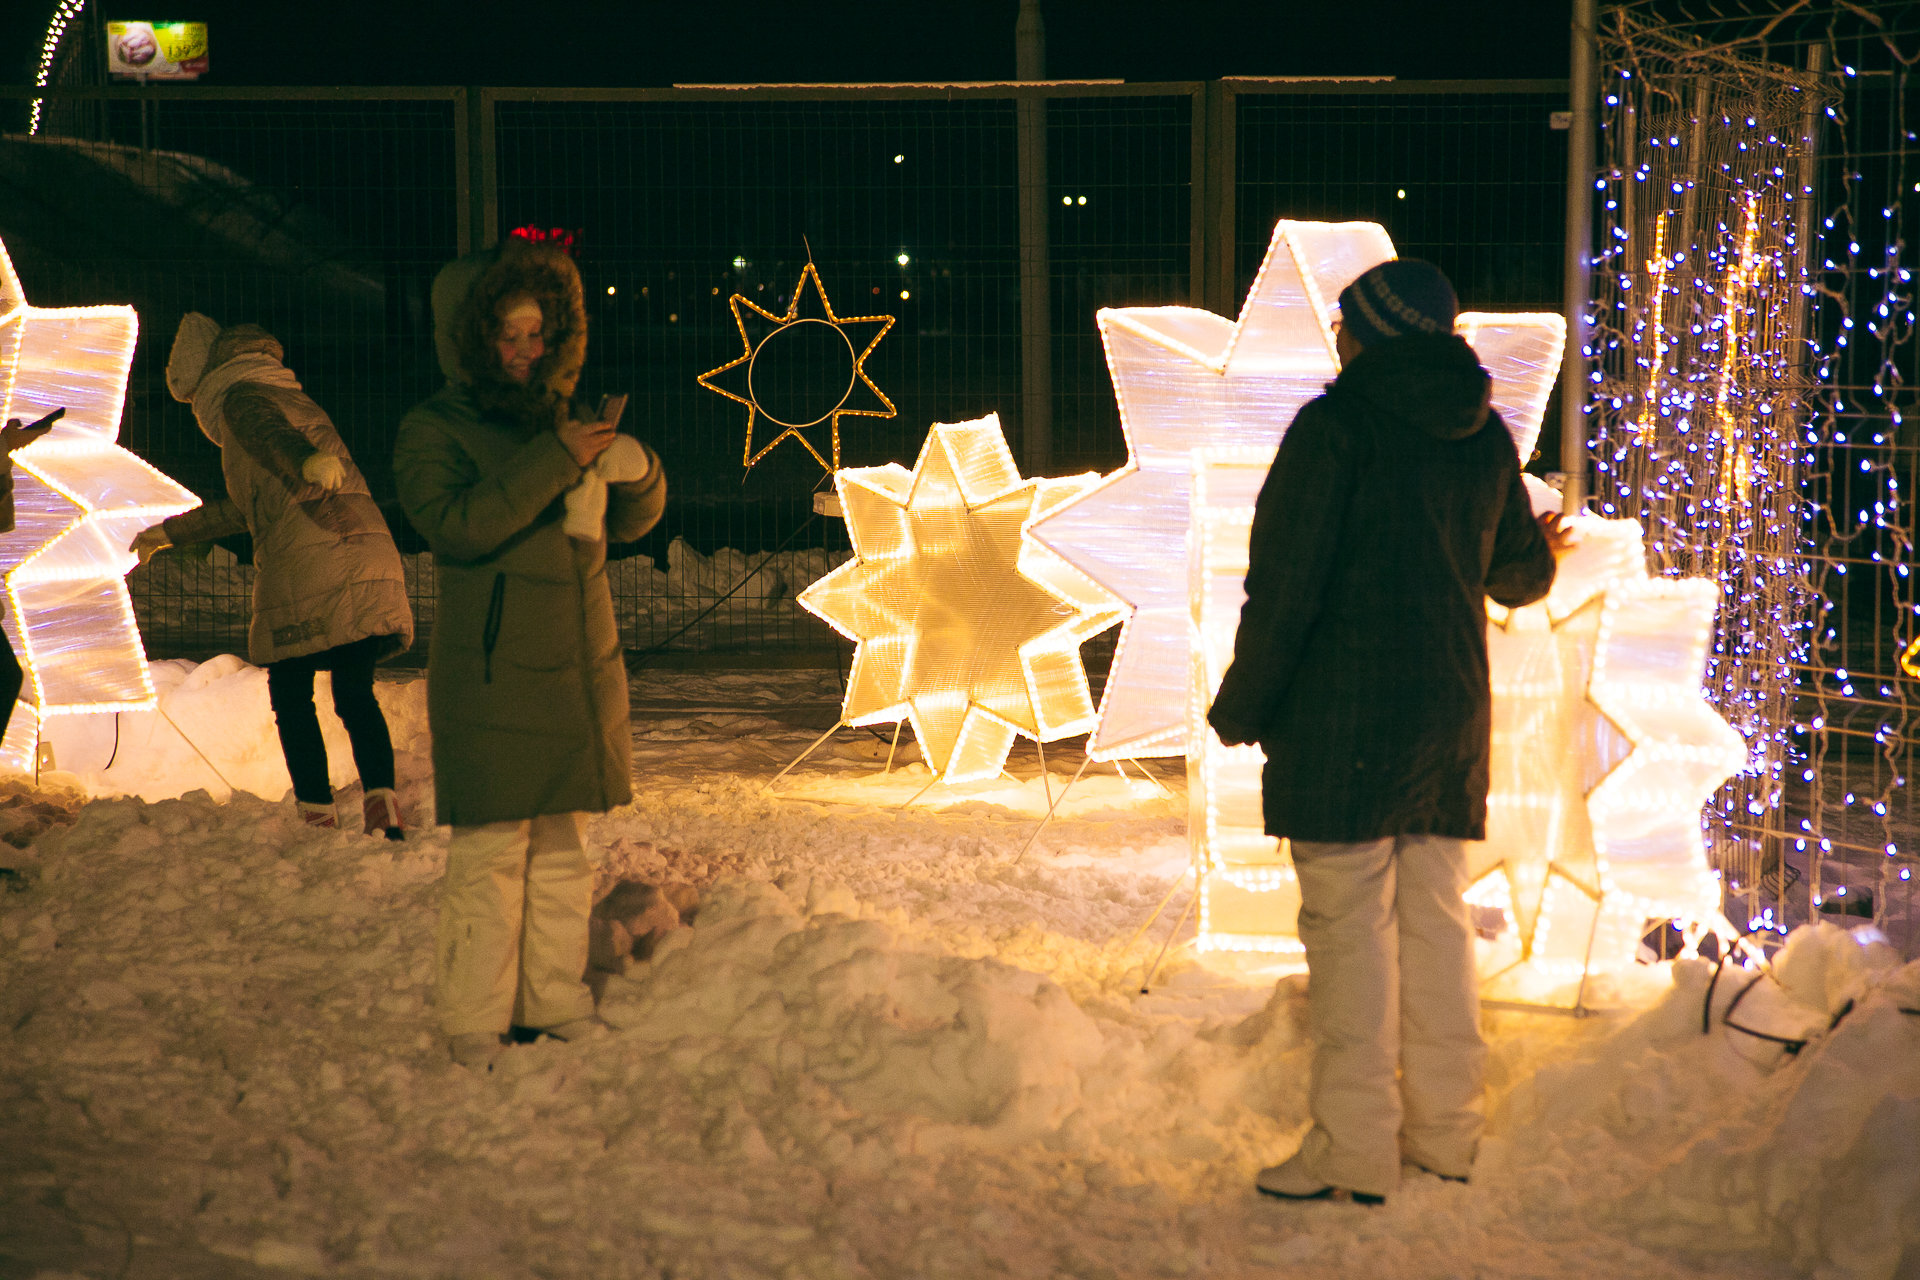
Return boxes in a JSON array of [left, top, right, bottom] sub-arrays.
[[1, 662, 1915, 1279]]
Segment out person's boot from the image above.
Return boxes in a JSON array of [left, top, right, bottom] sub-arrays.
[[448, 1031, 505, 1071], [297, 800, 337, 828], [363, 788, 404, 841]]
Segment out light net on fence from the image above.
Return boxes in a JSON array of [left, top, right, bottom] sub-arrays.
[[1590, 1, 1919, 953]]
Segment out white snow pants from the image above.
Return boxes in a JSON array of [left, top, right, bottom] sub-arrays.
[[1288, 833, 1486, 1196], [434, 812, 596, 1037]]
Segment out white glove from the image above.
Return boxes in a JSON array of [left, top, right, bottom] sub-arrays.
[[301, 453, 347, 492]]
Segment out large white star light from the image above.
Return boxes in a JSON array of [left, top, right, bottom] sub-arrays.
[[798, 414, 1123, 785], [1032, 218, 1567, 762], [0, 234, 199, 774], [1473, 496, 1749, 1005]]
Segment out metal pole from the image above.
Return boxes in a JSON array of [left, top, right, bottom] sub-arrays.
[[1205, 81, 1237, 314], [1015, 0, 1052, 477], [1790, 42, 1827, 927], [1559, 0, 1598, 511]]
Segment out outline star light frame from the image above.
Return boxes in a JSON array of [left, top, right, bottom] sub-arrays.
[[0, 234, 200, 774], [696, 260, 895, 474], [798, 413, 1124, 785], [1031, 219, 1567, 762]]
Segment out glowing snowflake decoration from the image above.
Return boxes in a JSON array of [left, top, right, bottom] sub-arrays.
[[1473, 501, 1748, 1004], [798, 414, 1122, 784], [0, 234, 199, 774], [1031, 218, 1566, 761]]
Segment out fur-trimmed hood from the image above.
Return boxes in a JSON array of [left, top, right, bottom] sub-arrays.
[[429, 238, 588, 434]]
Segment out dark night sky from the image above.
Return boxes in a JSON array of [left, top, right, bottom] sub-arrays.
[[5, 2, 1572, 88]]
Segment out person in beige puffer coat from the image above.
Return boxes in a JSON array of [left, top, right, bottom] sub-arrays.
[[394, 237, 664, 1069], [132, 316, 416, 837]]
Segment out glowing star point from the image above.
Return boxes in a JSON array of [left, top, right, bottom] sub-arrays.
[[0, 234, 199, 774], [799, 414, 1123, 785], [1032, 219, 1567, 762], [695, 260, 894, 474]]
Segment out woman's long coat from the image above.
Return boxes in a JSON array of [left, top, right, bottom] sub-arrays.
[[163, 326, 414, 667], [394, 241, 666, 826]]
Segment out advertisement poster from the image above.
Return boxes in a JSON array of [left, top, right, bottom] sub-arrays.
[[107, 22, 209, 80]]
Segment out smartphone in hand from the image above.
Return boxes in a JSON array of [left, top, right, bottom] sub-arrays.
[[2, 406, 63, 455], [597, 394, 629, 430]]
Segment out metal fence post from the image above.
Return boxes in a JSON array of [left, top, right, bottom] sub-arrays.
[[453, 87, 472, 258], [1188, 84, 1208, 305], [463, 84, 498, 254], [1016, 1, 1052, 477], [1204, 80, 1237, 315], [1560, 0, 1597, 511]]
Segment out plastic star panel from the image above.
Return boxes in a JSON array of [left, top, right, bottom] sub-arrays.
[[696, 261, 894, 474], [798, 414, 1123, 785], [0, 234, 199, 773], [1031, 218, 1566, 761], [1471, 508, 1748, 1005], [1188, 448, 1301, 954]]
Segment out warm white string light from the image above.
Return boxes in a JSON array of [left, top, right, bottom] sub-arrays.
[[29, 0, 88, 137]]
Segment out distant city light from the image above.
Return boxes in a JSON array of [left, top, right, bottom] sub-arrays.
[[900, 290, 911, 300], [606, 285, 616, 295], [1062, 196, 1072, 206], [1077, 195, 1087, 205], [668, 313, 678, 323], [732, 256, 747, 269], [893, 154, 904, 164], [1397, 189, 1408, 199], [896, 252, 910, 266]]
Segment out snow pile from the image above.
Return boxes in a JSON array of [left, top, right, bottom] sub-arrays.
[[1486, 922, 1920, 1278], [36, 655, 429, 804], [3, 667, 1916, 1278]]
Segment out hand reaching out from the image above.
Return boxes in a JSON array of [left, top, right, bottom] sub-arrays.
[[129, 525, 172, 566], [1537, 510, 1578, 557]]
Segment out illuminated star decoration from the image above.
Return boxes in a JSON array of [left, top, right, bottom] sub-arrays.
[[0, 233, 200, 774], [1474, 496, 1749, 1005], [696, 260, 895, 474], [1031, 218, 1567, 762], [798, 413, 1123, 784]]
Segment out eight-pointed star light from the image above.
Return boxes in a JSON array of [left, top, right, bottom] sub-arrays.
[[1474, 497, 1747, 1003], [1030, 218, 1567, 761], [0, 234, 200, 772], [798, 414, 1123, 785]]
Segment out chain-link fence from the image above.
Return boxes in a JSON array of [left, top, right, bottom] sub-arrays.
[[4, 78, 1570, 659]]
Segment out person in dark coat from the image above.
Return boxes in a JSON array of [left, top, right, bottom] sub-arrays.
[[0, 413, 58, 740], [1209, 259, 1570, 1204]]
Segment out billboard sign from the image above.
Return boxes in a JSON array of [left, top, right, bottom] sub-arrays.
[[107, 22, 208, 80]]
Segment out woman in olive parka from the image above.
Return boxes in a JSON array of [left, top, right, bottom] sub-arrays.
[[394, 237, 665, 1068]]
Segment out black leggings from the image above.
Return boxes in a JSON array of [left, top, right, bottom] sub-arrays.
[[266, 635, 397, 805], [0, 629, 21, 742]]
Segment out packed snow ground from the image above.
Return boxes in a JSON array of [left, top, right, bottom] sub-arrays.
[[2, 666, 1918, 1280]]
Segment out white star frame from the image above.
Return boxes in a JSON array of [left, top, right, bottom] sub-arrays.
[[798, 414, 1123, 785], [0, 235, 200, 774], [1032, 218, 1566, 761]]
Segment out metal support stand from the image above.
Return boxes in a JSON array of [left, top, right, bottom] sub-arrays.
[[1141, 881, 1198, 995], [763, 719, 850, 795], [1011, 752, 1095, 865]]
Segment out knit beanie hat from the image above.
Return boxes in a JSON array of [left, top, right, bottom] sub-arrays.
[[1335, 259, 1458, 350]]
